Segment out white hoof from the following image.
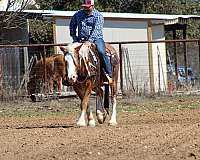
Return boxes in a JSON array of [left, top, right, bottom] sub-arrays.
[[97, 110, 104, 124], [109, 120, 117, 126], [88, 119, 96, 127], [76, 120, 87, 127]]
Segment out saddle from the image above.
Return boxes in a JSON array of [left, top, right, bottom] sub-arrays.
[[105, 43, 120, 66], [86, 43, 119, 77]]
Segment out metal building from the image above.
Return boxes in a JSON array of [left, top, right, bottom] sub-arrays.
[[36, 10, 198, 94]]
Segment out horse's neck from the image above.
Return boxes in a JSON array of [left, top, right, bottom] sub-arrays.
[[77, 46, 97, 77]]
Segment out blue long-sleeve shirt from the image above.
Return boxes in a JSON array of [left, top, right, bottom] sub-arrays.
[[69, 9, 104, 43]]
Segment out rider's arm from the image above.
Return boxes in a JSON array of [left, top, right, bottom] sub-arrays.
[[88, 14, 104, 43], [69, 13, 78, 42]]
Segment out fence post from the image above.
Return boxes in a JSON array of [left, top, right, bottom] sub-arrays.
[[158, 50, 161, 94], [199, 40, 200, 87], [147, 20, 155, 95], [43, 46, 47, 94], [119, 43, 124, 94], [23, 47, 29, 92], [183, 30, 188, 85], [173, 30, 178, 89], [0, 53, 2, 97]]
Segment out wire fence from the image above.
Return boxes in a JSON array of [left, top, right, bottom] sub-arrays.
[[0, 39, 200, 101]]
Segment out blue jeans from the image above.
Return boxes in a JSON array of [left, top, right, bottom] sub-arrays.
[[94, 38, 112, 77]]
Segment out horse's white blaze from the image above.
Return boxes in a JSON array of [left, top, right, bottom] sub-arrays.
[[65, 54, 77, 82], [109, 96, 117, 126], [77, 111, 87, 127]]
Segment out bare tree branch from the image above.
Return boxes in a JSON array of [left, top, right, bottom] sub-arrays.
[[0, 0, 32, 44]]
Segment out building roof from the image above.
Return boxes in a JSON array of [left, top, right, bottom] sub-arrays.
[[23, 10, 200, 25]]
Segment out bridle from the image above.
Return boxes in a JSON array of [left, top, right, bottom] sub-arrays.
[[63, 43, 99, 85], [65, 48, 90, 84]]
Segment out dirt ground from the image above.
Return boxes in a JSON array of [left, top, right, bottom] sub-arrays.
[[0, 96, 200, 160]]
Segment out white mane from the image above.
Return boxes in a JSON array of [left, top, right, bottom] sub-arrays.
[[67, 42, 82, 54], [79, 44, 90, 61]]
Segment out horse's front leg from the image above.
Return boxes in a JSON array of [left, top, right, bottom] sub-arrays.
[[76, 94, 90, 127], [75, 82, 92, 127]]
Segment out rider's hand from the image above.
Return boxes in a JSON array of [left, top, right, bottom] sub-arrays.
[[85, 41, 91, 46], [72, 36, 78, 43]]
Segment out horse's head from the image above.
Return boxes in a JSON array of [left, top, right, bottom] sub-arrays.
[[60, 43, 83, 84], [27, 77, 40, 95]]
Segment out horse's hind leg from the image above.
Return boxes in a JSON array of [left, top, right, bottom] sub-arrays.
[[57, 77, 62, 95], [49, 79, 54, 94], [87, 105, 95, 127], [109, 78, 118, 126], [104, 84, 109, 114], [96, 87, 108, 124], [109, 93, 117, 126]]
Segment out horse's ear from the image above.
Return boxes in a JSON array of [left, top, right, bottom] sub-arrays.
[[74, 44, 83, 52], [59, 46, 68, 56], [60, 46, 66, 52]]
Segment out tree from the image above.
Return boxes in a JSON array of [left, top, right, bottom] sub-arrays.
[[142, 0, 200, 39], [29, 19, 53, 44], [142, 0, 200, 15], [33, 0, 146, 13], [27, 0, 81, 44], [28, 0, 200, 43], [96, 0, 145, 13], [34, 0, 81, 10], [0, 0, 34, 44]]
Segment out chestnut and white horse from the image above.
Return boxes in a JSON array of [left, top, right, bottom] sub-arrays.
[[27, 54, 66, 98], [60, 42, 119, 127]]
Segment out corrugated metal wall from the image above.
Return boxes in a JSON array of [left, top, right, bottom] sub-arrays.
[[0, 47, 22, 92]]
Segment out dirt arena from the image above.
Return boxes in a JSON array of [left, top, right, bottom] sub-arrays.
[[0, 96, 200, 160]]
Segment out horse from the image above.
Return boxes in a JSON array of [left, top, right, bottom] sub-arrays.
[[60, 42, 119, 126], [27, 54, 66, 100]]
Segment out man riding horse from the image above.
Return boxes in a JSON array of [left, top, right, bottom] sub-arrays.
[[70, 0, 112, 84], [62, 0, 119, 126]]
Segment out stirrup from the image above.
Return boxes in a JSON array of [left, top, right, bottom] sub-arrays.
[[104, 74, 112, 84]]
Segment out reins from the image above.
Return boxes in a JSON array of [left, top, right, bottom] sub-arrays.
[[75, 45, 99, 85], [76, 72, 90, 84]]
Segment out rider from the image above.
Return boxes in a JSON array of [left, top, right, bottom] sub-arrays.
[[69, 0, 112, 83]]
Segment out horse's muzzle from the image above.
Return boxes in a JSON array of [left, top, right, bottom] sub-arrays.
[[62, 79, 73, 86], [68, 75, 77, 84]]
